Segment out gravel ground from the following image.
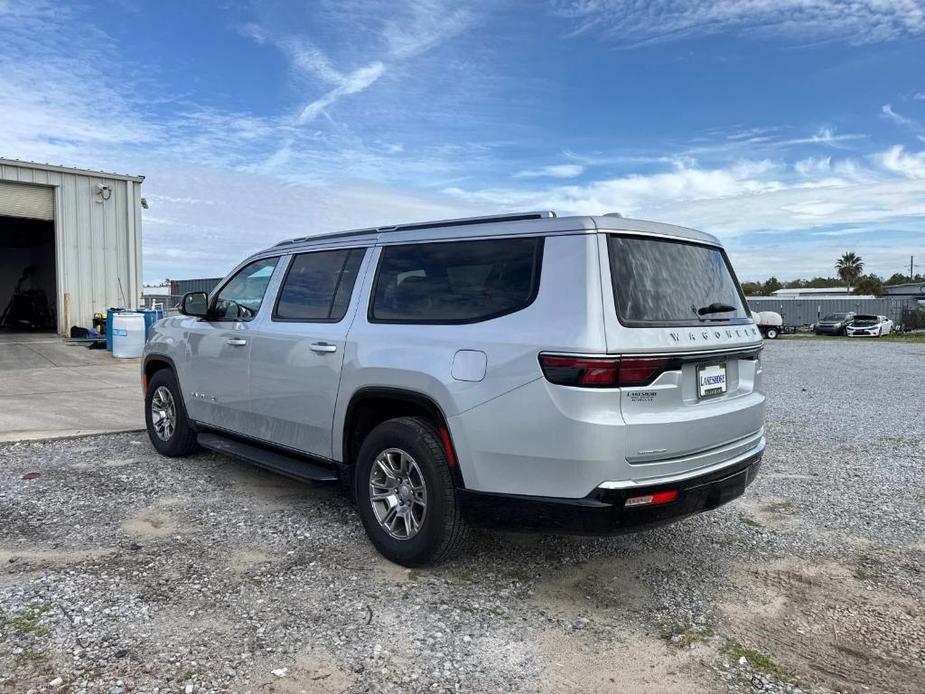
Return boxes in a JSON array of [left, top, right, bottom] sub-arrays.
[[1, 339, 923, 694]]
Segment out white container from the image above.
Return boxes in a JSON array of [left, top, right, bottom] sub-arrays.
[[111, 312, 146, 358]]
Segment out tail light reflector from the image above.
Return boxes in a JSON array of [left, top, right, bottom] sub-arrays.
[[625, 489, 679, 508], [538, 355, 678, 388]]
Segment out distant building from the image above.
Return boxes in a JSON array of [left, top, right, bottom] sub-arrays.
[[882, 282, 925, 297], [771, 287, 854, 297]]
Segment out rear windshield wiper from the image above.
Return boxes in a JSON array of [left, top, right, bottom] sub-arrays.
[[696, 302, 737, 316]]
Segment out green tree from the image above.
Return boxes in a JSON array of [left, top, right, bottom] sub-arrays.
[[762, 276, 783, 294], [835, 252, 864, 291], [854, 274, 883, 296], [740, 281, 763, 296], [886, 272, 909, 286]]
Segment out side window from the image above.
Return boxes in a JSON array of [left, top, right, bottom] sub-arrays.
[[370, 237, 543, 324], [274, 248, 365, 322], [212, 257, 279, 321]]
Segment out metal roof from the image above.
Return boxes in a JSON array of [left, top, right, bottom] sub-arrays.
[[0, 158, 144, 182], [261, 211, 720, 257]]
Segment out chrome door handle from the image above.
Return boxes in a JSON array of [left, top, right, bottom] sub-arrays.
[[309, 342, 337, 353], [226, 338, 247, 346]]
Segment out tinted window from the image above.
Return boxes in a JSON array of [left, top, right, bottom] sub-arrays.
[[212, 257, 278, 321], [274, 248, 365, 321], [822, 313, 848, 321], [607, 235, 748, 326], [371, 237, 543, 323]]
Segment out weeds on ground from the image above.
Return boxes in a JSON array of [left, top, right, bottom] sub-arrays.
[[659, 615, 715, 648], [722, 639, 791, 681], [7, 604, 51, 638]]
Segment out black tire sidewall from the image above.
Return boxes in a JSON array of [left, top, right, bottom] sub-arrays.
[[354, 418, 458, 566], [145, 369, 196, 456]]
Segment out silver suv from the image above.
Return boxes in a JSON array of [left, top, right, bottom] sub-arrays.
[[143, 211, 765, 566]]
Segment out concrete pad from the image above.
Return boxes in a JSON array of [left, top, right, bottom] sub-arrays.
[[0, 335, 144, 441]]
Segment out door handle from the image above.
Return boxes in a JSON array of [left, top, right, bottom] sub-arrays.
[[226, 338, 247, 346], [310, 342, 337, 353]]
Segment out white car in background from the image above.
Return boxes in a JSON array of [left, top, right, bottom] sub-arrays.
[[846, 314, 893, 337]]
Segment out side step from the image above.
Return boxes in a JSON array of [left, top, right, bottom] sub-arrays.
[[197, 432, 338, 483]]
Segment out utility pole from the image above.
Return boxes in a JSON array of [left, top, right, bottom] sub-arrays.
[[912, 256, 915, 281]]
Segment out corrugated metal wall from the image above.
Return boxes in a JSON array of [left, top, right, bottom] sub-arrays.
[[748, 296, 921, 326], [0, 161, 143, 335], [169, 277, 224, 296]]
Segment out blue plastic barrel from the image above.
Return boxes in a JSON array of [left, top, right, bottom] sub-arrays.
[[138, 308, 165, 342], [105, 308, 125, 351]]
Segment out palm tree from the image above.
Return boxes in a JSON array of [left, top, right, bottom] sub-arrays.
[[835, 252, 863, 292]]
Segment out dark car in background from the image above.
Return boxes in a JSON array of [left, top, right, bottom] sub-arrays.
[[814, 312, 855, 336]]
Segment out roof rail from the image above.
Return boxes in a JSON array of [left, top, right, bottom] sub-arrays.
[[275, 210, 556, 247]]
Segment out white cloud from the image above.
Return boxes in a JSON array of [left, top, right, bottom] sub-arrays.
[[445, 147, 925, 242], [296, 62, 386, 124], [515, 164, 584, 179], [877, 145, 925, 179], [555, 0, 925, 45]]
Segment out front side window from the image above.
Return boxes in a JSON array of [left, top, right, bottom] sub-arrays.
[[370, 237, 543, 323], [274, 248, 365, 322], [212, 257, 279, 321], [607, 235, 749, 326]]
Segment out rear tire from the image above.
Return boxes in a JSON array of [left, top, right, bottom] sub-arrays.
[[765, 328, 778, 339], [144, 369, 199, 457], [354, 416, 468, 567]]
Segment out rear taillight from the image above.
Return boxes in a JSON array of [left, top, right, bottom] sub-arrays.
[[625, 489, 679, 508], [538, 355, 678, 388]]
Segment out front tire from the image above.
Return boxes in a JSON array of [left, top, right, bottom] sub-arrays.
[[354, 416, 468, 567], [144, 369, 199, 457]]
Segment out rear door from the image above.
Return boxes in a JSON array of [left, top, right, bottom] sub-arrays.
[[599, 233, 765, 476], [247, 246, 368, 457]]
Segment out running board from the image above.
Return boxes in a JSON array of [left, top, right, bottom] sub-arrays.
[[197, 432, 338, 483]]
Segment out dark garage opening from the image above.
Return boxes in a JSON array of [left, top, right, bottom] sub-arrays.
[[0, 215, 56, 331]]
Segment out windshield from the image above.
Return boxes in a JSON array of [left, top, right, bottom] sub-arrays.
[[822, 313, 848, 321], [607, 235, 749, 326]]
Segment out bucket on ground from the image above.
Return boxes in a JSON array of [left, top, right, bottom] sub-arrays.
[[111, 312, 146, 358]]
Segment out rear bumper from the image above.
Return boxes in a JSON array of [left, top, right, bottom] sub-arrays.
[[459, 451, 762, 535]]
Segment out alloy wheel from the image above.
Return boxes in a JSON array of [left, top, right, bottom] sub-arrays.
[[150, 385, 177, 441], [368, 448, 427, 540]]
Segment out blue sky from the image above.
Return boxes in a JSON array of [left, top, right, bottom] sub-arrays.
[[1, 0, 924, 283]]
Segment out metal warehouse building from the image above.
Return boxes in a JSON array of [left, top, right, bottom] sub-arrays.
[[0, 159, 144, 336]]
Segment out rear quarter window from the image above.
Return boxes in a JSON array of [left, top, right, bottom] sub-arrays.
[[370, 237, 544, 324]]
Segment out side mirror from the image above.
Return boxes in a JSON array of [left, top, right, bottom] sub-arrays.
[[180, 291, 209, 317]]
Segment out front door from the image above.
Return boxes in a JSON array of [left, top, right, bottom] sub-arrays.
[[182, 256, 280, 433], [248, 247, 367, 458]]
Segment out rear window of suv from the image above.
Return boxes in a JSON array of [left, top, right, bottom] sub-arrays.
[[370, 237, 543, 323], [607, 235, 749, 326]]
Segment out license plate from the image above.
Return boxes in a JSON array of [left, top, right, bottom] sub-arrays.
[[698, 363, 727, 398]]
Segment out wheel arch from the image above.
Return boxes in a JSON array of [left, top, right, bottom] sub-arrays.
[[142, 354, 178, 391], [341, 387, 464, 487]]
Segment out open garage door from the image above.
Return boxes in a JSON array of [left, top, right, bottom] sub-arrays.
[[0, 182, 56, 332]]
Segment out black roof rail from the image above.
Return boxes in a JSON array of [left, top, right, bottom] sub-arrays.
[[274, 210, 557, 247]]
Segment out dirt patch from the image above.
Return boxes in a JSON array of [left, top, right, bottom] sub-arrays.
[[531, 554, 664, 622], [246, 650, 356, 693], [121, 509, 181, 538], [737, 497, 801, 531], [537, 628, 719, 693], [719, 559, 925, 693]]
